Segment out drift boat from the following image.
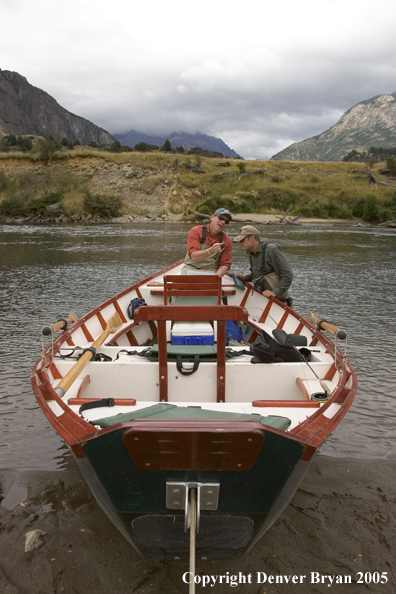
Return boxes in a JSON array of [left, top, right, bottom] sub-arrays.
[[31, 260, 357, 561]]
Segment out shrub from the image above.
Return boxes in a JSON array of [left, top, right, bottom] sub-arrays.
[[351, 201, 365, 218], [0, 195, 28, 217], [83, 189, 123, 218], [108, 140, 123, 153], [27, 191, 63, 215], [380, 207, 393, 222], [134, 142, 159, 152], [237, 162, 246, 174], [391, 191, 396, 214], [37, 137, 58, 161], [363, 195, 380, 221], [0, 171, 12, 191], [387, 158, 396, 176], [197, 195, 252, 215]]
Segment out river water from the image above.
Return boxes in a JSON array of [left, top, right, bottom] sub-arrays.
[[1, 221, 395, 472]]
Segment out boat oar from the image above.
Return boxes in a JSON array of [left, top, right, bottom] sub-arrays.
[[306, 310, 347, 341], [54, 312, 123, 398], [42, 313, 78, 336]]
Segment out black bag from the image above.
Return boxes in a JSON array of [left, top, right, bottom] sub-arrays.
[[250, 330, 302, 364]]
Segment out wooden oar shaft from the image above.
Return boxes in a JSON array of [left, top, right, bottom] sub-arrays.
[[42, 313, 78, 336], [306, 310, 347, 340], [55, 312, 122, 397]]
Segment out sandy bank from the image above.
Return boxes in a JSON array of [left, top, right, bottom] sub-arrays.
[[1, 455, 395, 593], [231, 213, 368, 226]]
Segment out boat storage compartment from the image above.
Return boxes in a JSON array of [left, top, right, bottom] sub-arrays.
[[171, 320, 214, 346]]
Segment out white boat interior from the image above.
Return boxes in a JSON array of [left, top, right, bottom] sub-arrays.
[[40, 262, 351, 435]]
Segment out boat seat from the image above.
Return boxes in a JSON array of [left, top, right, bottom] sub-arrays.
[[163, 274, 222, 305], [91, 402, 291, 431]]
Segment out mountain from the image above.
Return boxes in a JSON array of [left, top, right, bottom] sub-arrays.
[[272, 93, 396, 161], [0, 69, 116, 145], [115, 129, 241, 158]]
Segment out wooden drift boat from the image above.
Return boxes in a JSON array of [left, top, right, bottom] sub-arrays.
[[31, 260, 357, 561]]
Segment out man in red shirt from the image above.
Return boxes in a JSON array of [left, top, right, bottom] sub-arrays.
[[183, 208, 233, 276]]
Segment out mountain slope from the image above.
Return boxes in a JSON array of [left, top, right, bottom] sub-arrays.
[[0, 69, 116, 145], [272, 93, 396, 161], [115, 129, 241, 158]]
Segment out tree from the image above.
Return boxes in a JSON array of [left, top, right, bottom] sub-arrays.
[[162, 139, 172, 153], [134, 142, 159, 152], [363, 195, 379, 221], [37, 137, 58, 161]]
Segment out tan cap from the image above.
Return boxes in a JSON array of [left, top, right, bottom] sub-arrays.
[[233, 225, 259, 242]]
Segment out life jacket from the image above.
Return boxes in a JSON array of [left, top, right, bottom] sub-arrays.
[[184, 225, 224, 272]]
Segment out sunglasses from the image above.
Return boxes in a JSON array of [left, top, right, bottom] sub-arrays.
[[217, 215, 230, 224]]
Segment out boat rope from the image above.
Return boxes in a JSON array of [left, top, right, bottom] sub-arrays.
[[114, 348, 152, 360], [189, 488, 197, 594], [54, 347, 113, 362]]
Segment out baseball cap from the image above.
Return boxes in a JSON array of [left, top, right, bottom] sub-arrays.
[[233, 225, 259, 242], [214, 208, 233, 221]]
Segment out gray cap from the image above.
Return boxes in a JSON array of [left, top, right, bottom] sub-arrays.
[[233, 225, 259, 242]]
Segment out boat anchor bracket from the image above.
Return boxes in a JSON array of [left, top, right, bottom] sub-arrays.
[[166, 482, 220, 533]]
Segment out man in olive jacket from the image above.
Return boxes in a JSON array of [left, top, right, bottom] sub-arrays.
[[233, 225, 293, 305]]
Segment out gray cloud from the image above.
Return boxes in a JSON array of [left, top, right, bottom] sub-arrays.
[[1, 0, 396, 159]]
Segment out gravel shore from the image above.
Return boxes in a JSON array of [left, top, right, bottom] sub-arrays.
[[1, 455, 395, 593]]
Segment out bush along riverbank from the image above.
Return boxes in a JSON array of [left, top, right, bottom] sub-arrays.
[[1, 150, 396, 224]]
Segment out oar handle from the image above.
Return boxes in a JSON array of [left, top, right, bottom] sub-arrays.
[[55, 312, 123, 397], [42, 313, 78, 336], [306, 310, 347, 340]]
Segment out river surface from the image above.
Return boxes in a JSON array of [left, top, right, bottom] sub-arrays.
[[1, 221, 395, 472]]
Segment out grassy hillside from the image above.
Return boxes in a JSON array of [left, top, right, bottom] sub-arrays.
[[1, 148, 396, 222]]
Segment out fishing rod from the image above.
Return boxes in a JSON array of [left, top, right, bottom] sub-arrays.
[[265, 310, 332, 397]]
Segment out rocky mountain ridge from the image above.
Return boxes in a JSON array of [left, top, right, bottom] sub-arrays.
[[272, 93, 396, 161], [115, 129, 241, 158], [0, 69, 116, 145]]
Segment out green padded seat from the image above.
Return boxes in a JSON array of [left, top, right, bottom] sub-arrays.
[[93, 402, 291, 431]]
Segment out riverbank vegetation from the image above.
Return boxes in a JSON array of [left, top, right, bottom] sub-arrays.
[[1, 142, 396, 223]]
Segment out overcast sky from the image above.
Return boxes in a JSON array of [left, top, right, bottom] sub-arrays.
[[1, 0, 395, 159]]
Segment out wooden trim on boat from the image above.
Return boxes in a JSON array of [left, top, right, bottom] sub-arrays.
[[126, 329, 139, 346], [114, 300, 128, 323], [77, 374, 90, 399], [49, 362, 62, 380], [150, 288, 237, 297], [122, 419, 265, 471], [97, 311, 107, 331], [295, 377, 312, 401], [277, 310, 289, 329], [252, 400, 320, 408], [81, 323, 94, 343]]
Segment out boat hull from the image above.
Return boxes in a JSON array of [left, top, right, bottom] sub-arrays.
[[75, 424, 313, 559], [31, 260, 357, 558]]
